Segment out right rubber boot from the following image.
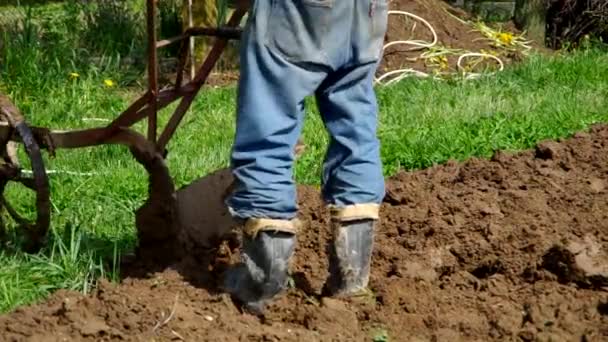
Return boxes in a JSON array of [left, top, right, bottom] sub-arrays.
[[223, 230, 296, 314], [324, 218, 376, 297]]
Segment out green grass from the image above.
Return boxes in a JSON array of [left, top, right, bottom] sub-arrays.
[[1, 1, 608, 316]]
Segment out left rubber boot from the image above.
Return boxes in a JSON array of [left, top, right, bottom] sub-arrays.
[[223, 230, 296, 314]]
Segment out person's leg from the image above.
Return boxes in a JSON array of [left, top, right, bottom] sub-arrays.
[[317, 0, 389, 296], [226, 0, 334, 221], [223, 0, 332, 313]]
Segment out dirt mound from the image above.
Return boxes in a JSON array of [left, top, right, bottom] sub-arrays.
[[378, 0, 528, 78], [3, 125, 608, 341]]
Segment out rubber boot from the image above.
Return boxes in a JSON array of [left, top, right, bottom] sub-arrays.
[[324, 219, 375, 297], [223, 230, 296, 314]]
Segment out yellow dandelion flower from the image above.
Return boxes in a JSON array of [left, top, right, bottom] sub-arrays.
[[104, 79, 116, 88], [497, 32, 514, 45], [69, 72, 80, 80]]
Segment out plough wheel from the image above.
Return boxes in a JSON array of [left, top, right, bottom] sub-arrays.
[[0, 94, 51, 253]]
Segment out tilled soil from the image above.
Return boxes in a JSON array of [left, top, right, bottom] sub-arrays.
[[3, 125, 608, 341]]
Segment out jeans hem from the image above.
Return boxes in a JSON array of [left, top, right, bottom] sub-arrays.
[[227, 206, 297, 221]]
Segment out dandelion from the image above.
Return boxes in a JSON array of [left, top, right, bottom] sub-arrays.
[[437, 55, 449, 70], [104, 79, 116, 88], [497, 32, 514, 45], [69, 72, 80, 80], [426, 54, 449, 71]]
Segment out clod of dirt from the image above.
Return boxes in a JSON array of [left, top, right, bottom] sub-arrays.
[[79, 318, 118, 338], [588, 178, 605, 193], [518, 329, 536, 342], [540, 236, 608, 289], [402, 261, 438, 282], [470, 258, 505, 279], [535, 140, 563, 160], [4, 124, 608, 340]]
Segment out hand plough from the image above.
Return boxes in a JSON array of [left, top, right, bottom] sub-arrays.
[[0, 1, 248, 254]]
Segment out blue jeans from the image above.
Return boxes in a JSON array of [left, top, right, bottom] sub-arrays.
[[226, 0, 388, 221]]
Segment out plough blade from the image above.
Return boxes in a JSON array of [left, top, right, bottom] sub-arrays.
[[176, 168, 236, 249]]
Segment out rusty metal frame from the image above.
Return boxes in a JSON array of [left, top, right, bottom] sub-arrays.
[[0, 1, 246, 151], [0, 1, 248, 252]]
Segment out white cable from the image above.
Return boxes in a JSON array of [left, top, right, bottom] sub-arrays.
[[81, 118, 111, 122], [457, 53, 504, 80], [382, 11, 438, 51], [375, 68, 430, 86], [374, 10, 437, 85], [21, 170, 99, 177]]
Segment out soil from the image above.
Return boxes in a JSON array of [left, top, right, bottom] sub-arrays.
[[3, 118, 608, 340]]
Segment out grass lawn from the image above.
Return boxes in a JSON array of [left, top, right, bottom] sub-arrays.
[[1, 2, 608, 315]]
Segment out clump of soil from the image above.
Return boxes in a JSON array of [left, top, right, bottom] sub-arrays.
[[378, 0, 530, 77], [3, 125, 608, 341]]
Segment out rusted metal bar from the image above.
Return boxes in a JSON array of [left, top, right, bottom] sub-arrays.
[[175, 39, 190, 90], [106, 91, 151, 131], [146, 0, 158, 143], [0, 122, 152, 152], [155, 34, 188, 49], [157, 8, 247, 151], [106, 86, 196, 132], [155, 27, 243, 49], [188, 26, 242, 39], [37, 127, 111, 149], [0, 123, 107, 150]]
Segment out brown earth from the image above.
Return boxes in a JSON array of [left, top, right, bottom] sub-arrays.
[[2, 120, 608, 340]]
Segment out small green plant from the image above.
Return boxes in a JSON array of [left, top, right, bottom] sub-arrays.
[[371, 328, 390, 342]]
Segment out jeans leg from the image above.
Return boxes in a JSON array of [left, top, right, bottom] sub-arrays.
[[226, 0, 327, 221], [315, 63, 385, 210]]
